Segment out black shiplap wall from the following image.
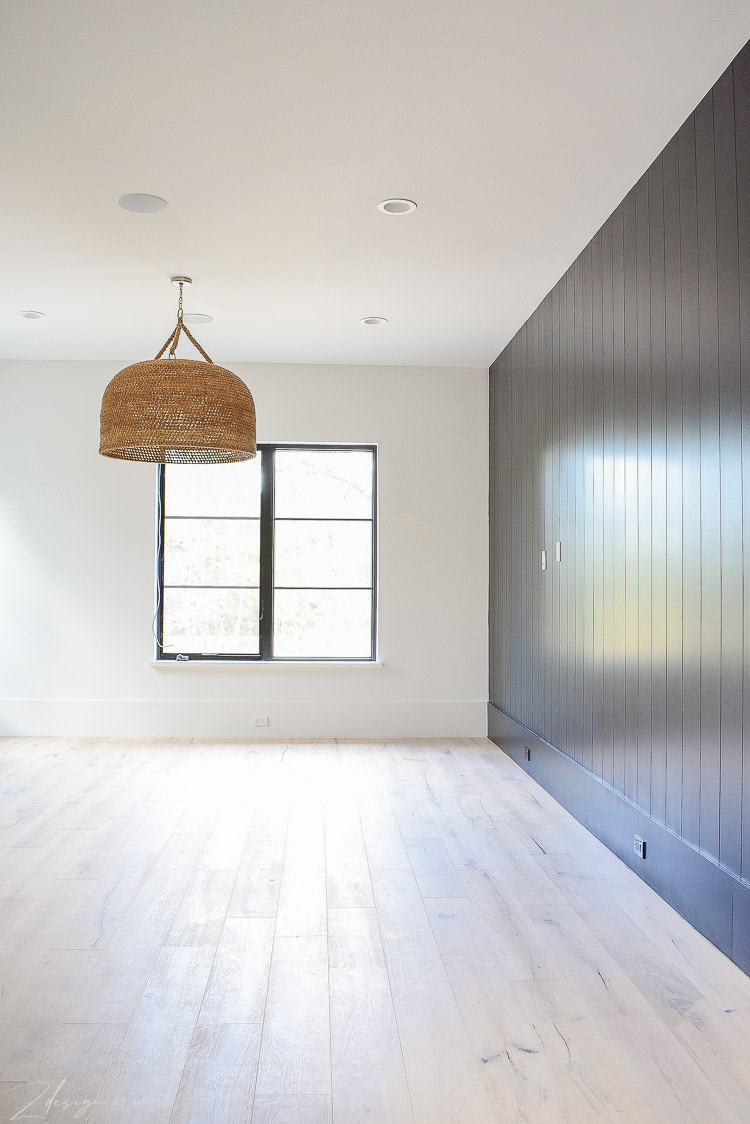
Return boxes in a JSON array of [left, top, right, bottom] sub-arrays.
[[490, 44, 750, 896]]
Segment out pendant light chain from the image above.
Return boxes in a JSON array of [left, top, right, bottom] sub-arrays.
[[168, 281, 184, 358], [155, 282, 214, 364]]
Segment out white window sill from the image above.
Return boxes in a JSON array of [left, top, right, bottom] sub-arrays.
[[149, 659, 384, 669]]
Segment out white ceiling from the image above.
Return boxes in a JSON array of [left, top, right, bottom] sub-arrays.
[[1, 0, 749, 367]]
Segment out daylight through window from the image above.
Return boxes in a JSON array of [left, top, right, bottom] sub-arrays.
[[158, 445, 377, 660]]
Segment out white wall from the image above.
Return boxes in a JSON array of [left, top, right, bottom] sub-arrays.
[[0, 360, 488, 737]]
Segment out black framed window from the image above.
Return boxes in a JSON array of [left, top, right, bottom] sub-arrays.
[[156, 444, 377, 661]]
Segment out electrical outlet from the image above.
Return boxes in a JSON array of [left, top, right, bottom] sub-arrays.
[[524, 746, 531, 762], [633, 835, 646, 859], [252, 716, 268, 727]]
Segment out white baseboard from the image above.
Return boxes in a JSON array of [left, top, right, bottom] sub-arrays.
[[0, 697, 487, 738]]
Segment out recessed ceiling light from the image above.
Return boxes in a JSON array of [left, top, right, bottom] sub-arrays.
[[18, 310, 45, 319], [183, 313, 213, 324], [361, 316, 388, 326], [378, 198, 417, 215], [117, 193, 168, 213]]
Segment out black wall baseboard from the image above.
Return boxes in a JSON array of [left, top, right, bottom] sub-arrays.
[[489, 703, 750, 974]]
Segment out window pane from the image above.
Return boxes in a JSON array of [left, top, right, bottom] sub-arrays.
[[273, 589, 372, 657], [165, 459, 261, 517], [164, 519, 260, 586], [274, 449, 373, 518], [274, 520, 372, 587], [163, 588, 259, 654]]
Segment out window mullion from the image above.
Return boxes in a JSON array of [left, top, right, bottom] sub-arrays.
[[259, 445, 275, 660]]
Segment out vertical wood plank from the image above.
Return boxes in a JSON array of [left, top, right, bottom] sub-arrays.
[[734, 46, 750, 882], [574, 255, 586, 767], [591, 229, 605, 782], [565, 267, 577, 762], [544, 293, 555, 745], [695, 86, 722, 862], [622, 186, 640, 804], [679, 112, 702, 847], [612, 205, 627, 799], [601, 216, 616, 790], [663, 131, 685, 837], [714, 64, 743, 877], [635, 171, 653, 813], [649, 152, 668, 825], [551, 280, 563, 751], [581, 239, 595, 774]]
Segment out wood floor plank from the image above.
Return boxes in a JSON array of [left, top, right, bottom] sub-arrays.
[[440, 951, 581, 1123], [459, 867, 567, 981], [58, 818, 154, 880], [198, 917, 274, 1024], [601, 935, 705, 1029], [275, 804, 326, 938], [371, 867, 497, 1124], [52, 851, 156, 950], [0, 1023, 125, 1123], [255, 936, 330, 1097], [229, 804, 288, 918], [389, 795, 439, 840], [358, 802, 411, 871], [164, 869, 235, 948], [403, 838, 466, 898], [88, 946, 215, 1124], [169, 1022, 262, 1123], [67, 816, 213, 1023], [198, 811, 252, 872], [515, 978, 661, 1123], [0, 1082, 27, 1120], [0, 880, 97, 1011], [324, 799, 374, 908], [0, 950, 101, 1081], [423, 894, 592, 1121], [519, 903, 745, 1122], [419, 775, 514, 870], [0, 805, 50, 845], [252, 1094, 332, 1124], [328, 907, 413, 1124], [0, 896, 35, 933], [604, 872, 750, 1009], [0, 829, 93, 896]]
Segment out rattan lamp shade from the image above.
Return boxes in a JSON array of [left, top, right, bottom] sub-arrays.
[[99, 357, 256, 464], [99, 279, 256, 464]]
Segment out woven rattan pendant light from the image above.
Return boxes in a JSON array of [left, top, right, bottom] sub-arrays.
[[99, 277, 256, 464]]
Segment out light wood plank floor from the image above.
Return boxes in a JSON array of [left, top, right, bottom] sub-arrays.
[[0, 736, 748, 1123]]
